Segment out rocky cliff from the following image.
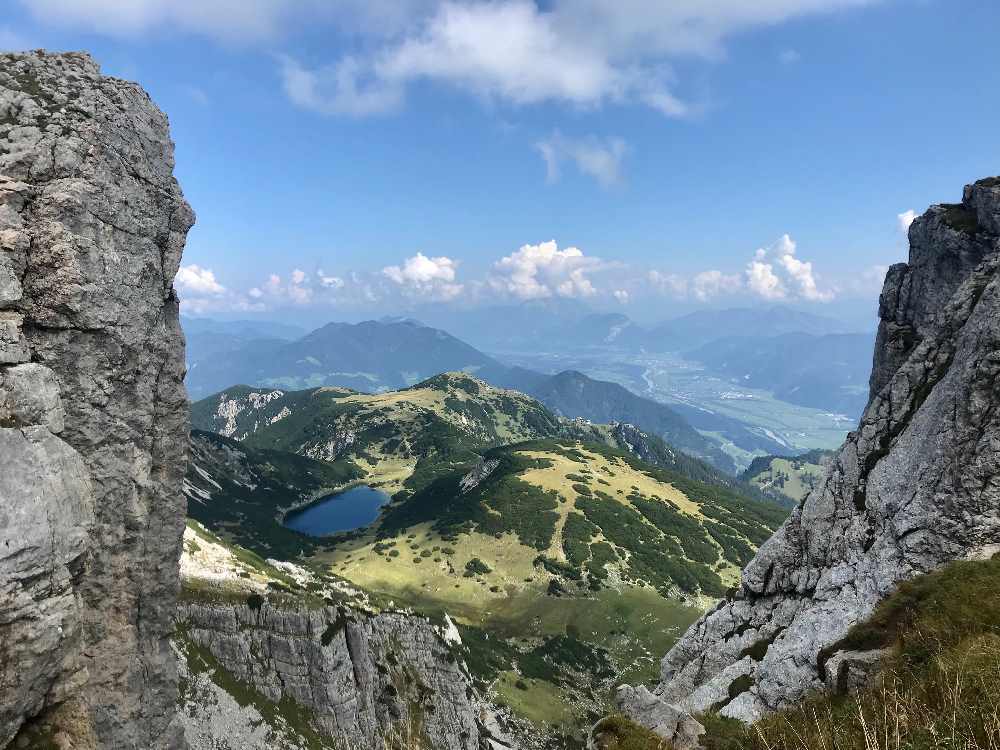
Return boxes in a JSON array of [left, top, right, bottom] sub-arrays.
[[0, 51, 192, 747], [176, 598, 514, 750], [621, 178, 1000, 733]]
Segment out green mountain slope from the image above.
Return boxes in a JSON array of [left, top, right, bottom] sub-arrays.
[[184, 428, 786, 741], [526, 370, 736, 474], [182, 316, 734, 475], [741, 449, 832, 506], [186, 373, 787, 740], [185, 430, 362, 558], [191, 373, 759, 499]]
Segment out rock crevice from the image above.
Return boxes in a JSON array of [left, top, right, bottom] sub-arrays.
[[177, 599, 515, 750]]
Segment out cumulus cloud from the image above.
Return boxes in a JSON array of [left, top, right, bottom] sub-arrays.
[[745, 234, 835, 302], [692, 270, 742, 301], [491, 240, 600, 300], [745, 259, 785, 299], [898, 209, 917, 234], [383, 252, 464, 300], [176, 264, 226, 295], [249, 271, 313, 305], [648, 270, 688, 298], [536, 132, 627, 187], [613, 289, 630, 304], [174, 265, 276, 314]]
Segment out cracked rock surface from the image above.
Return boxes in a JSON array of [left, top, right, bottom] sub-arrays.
[[0, 51, 192, 748], [178, 600, 516, 750], [623, 177, 1000, 728]]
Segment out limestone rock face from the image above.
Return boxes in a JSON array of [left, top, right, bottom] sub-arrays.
[[623, 178, 1000, 727], [0, 51, 192, 747], [177, 600, 516, 750]]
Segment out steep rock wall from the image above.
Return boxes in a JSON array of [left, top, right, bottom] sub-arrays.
[[177, 600, 514, 750], [622, 178, 1000, 728], [0, 51, 192, 747]]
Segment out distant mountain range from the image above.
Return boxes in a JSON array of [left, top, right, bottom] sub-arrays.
[[184, 318, 512, 399], [182, 317, 735, 472], [406, 302, 857, 353], [525, 370, 735, 473], [685, 332, 875, 417], [181, 309, 870, 473], [646, 307, 856, 351]]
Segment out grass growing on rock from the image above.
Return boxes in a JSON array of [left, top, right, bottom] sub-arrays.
[[695, 556, 1000, 750], [591, 715, 672, 749]]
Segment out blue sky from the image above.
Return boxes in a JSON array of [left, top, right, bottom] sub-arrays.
[[4, 0, 999, 326]]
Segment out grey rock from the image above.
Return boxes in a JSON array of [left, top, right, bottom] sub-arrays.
[[177, 600, 516, 750], [0, 262, 19, 306], [0, 51, 192, 748], [610, 686, 703, 750], [823, 649, 892, 696], [0, 311, 28, 364], [624, 178, 1000, 728], [1, 363, 65, 432], [460, 457, 501, 493], [0, 426, 94, 747]]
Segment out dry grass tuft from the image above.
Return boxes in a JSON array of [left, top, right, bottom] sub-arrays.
[[700, 557, 1000, 750]]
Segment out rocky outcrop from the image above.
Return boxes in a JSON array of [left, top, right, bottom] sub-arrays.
[[0, 51, 192, 747], [177, 599, 515, 750], [623, 178, 1000, 730]]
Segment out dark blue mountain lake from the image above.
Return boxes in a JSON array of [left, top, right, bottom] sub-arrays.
[[283, 485, 389, 536]]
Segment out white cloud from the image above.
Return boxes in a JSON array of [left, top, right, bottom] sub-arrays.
[[175, 264, 225, 295], [773, 234, 834, 302], [252, 271, 313, 305], [648, 270, 688, 298], [746, 259, 786, 300], [779, 48, 801, 64], [278, 54, 404, 117], [613, 289, 630, 304], [276, 0, 880, 119], [318, 270, 345, 289], [536, 132, 627, 187], [692, 270, 742, 301], [27, 1, 881, 118], [173, 265, 277, 314], [898, 209, 917, 234], [746, 234, 834, 302], [383, 252, 464, 300], [491, 240, 600, 300]]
